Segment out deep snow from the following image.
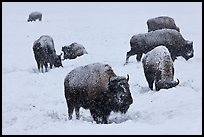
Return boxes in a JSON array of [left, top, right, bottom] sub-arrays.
[[2, 2, 202, 135]]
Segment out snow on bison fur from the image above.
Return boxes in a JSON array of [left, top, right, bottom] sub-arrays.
[[142, 46, 179, 91], [61, 42, 88, 60], [27, 11, 42, 22], [147, 16, 180, 32], [64, 63, 133, 124], [33, 35, 63, 72], [125, 29, 194, 64]]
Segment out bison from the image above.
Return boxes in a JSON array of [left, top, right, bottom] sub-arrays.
[[27, 11, 42, 22], [147, 16, 180, 32], [33, 35, 63, 72], [64, 63, 133, 124], [61, 42, 88, 60], [125, 29, 194, 64], [142, 46, 180, 91]]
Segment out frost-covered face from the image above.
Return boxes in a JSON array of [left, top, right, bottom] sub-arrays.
[[109, 75, 133, 113], [183, 41, 194, 60]]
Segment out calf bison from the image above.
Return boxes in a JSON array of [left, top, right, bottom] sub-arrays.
[[64, 63, 133, 124], [147, 16, 180, 32], [33, 35, 63, 72], [142, 46, 179, 91], [125, 29, 194, 64], [27, 11, 42, 22], [61, 42, 88, 60]]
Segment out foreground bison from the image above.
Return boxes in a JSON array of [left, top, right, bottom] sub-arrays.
[[147, 16, 180, 32], [64, 63, 133, 124], [142, 46, 180, 91], [61, 42, 88, 60], [33, 35, 63, 72], [27, 11, 42, 22], [125, 29, 194, 64]]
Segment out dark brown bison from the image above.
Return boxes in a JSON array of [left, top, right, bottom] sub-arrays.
[[125, 29, 194, 64], [142, 46, 179, 91], [27, 11, 42, 22], [33, 35, 63, 72], [61, 42, 88, 60], [147, 16, 180, 32], [64, 63, 133, 124]]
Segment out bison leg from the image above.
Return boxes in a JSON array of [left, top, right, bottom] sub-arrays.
[[75, 105, 80, 120], [144, 69, 154, 90], [50, 63, 53, 69], [67, 103, 74, 120], [136, 53, 143, 62], [44, 62, 48, 72], [126, 50, 136, 63], [40, 64, 44, 73], [90, 109, 100, 124], [37, 62, 40, 71], [102, 115, 108, 124]]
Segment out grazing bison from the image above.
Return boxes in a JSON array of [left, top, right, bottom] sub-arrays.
[[142, 46, 179, 91], [33, 35, 63, 72], [27, 11, 42, 22], [64, 63, 133, 124], [61, 42, 88, 60], [147, 16, 180, 32], [125, 29, 194, 64]]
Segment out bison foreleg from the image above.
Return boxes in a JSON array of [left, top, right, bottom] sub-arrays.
[[37, 62, 40, 71], [126, 50, 136, 63], [136, 53, 143, 62], [67, 103, 74, 120], [144, 69, 154, 90]]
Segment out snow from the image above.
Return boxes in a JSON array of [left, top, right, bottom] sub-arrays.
[[2, 2, 202, 135]]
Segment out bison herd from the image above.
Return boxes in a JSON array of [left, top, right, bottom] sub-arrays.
[[29, 13, 194, 124]]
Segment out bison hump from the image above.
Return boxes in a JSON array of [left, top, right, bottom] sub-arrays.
[[65, 63, 116, 90]]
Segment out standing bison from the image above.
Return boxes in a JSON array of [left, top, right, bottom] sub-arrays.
[[61, 42, 88, 60], [125, 29, 194, 64], [64, 63, 133, 124], [147, 16, 180, 32], [142, 46, 179, 91], [27, 11, 42, 22], [33, 35, 63, 72]]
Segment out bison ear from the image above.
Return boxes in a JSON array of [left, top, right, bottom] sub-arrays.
[[126, 74, 129, 82]]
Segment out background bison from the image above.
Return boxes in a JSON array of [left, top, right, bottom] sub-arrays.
[[64, 63, 133, 124], [33, 35, 63, 72], [142, 46, 180, 91], [61, 42, 88, 60], [125, 29, 194, 64], [27, 11, 42, 22], [147, 16, 180, 32]]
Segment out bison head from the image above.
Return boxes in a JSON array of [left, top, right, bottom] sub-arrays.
[[108, 74, 133, 113], [155, 79, 180, 91], [182, 41, 194, 60], [54, 53, 63, 67]]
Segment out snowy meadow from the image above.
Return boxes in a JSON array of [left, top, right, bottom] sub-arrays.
[[2, 2, 202, 135]]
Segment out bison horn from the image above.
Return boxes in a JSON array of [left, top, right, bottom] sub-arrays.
[[126, 74, 129, 82], [171, 78, 180, 87]]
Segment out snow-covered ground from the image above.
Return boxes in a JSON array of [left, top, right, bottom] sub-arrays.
[[2, 2, 202, 135]]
